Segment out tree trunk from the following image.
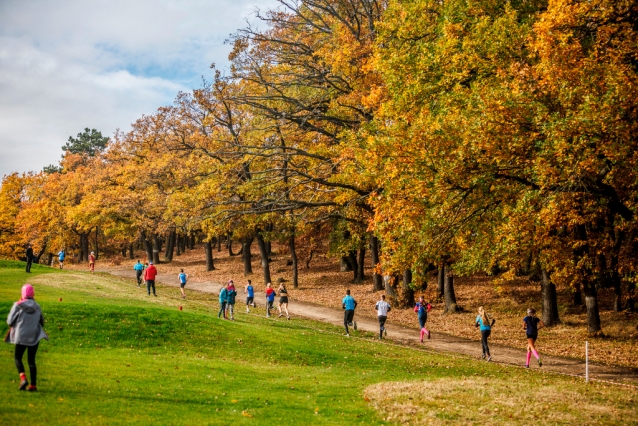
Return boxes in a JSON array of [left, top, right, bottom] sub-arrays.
[[79, 232, 90, 262], [142, 233, 153, 263], [189, 235, 195, 250], [176, 235, 182, 256], [541, 269, 560, 326], [242, 237, 254, 276], [94, 226, 99, 260], [384, 275, 397, 298], [444, 268, 460, 313], [348, 250, 359, 282], [611, 255, 622, 312], [340, 257, 352, 272], [356, 247, 365, 283], [573, 282, 583, 306], [47, 253, 54, 266], [228, 237, 236, 256], [628, 279, 636, 311], [166, 231, 176, 262], [217, 235, 222, 251], [396, 269, 415, 308], [437, 267, 445, 299], [370, 234, 383, 291], [204, 241, 215, 271], [34, 241, 47, 263], [121, 245, 128, 258], [584, 279, 602, 334], [152, 234, 161, 264], [256, 232, 272, 284], [289, 235, 299, 288], [129, 244, 134, 259]]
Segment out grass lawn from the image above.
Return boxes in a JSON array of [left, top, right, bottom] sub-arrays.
[[0, 260, 635, 425]]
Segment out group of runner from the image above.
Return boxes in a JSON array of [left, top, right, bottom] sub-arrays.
[[53, 249, 95, 272]]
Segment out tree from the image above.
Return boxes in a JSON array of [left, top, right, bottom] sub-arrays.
[[63, 128, 109, 156]]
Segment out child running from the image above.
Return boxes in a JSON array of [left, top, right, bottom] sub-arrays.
[[475, 306, 495, 361], [277, 282, 290, 320], [342, 289, 358, 336], [414, 296, 431, 342], [265, 283, 275, 318], [523, 308, 544, 368], [218, 283, 228, 319], [88, 251, 96, 273], [226, 280, 237, 320], [178, 269, 188, 299], [375, 294, 391, 339], [245, 280, 255, 313], [134, 260, 144, 286]]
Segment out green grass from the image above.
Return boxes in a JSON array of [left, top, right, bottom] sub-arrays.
[[0, 260, 635, 425]]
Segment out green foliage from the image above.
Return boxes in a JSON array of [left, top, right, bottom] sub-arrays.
[[62, 128, 109, 157]]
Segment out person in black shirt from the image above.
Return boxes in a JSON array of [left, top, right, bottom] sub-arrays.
[[523, 308, 545, 368], [25, 245, 34, 273]]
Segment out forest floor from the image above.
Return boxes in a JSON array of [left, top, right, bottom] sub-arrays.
[[67, 240, 638, 372]]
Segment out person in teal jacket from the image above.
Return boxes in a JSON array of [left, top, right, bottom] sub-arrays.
[[218, 283, 228, 319], [475, 306, 496, 361], [226, 280, 237, 320], [133, 260, 144, 286]]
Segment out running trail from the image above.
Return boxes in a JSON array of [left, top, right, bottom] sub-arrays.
[[102, 267, 638, 386]]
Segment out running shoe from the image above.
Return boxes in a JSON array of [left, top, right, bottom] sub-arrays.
[[428, 331, 431, 340], [487, 356, 492, 362], [482, 354, 486, 360], [19, 379, 28, 391], [344, 333, 350, 337], [353, 322, 357, 330], [525, 364, 530, 368], [287, 316, 290, 320], [538, 358, 542, 367], [278, 313, 283, 318], [383, 328, 387, 337], [27, 386, 37, 392]]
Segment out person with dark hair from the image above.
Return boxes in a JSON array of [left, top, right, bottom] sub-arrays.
[[277, 282, 290, 320], [5, 284, 48, 391], [226, 280, 237, 320], [218, 282, 228, 319], [523, 308, 544, 368], [342, 289, 358, 336], [144, 261, 158, 296], [265, 283, 275, 318], [58, 249, 66, 270], [25, 245, 34, 273], [134, 260, 144, 286], [245, 280, 255, 313], [414, 296, 432, 342], [375, 294, 391, 339]]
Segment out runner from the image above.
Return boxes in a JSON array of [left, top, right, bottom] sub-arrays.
[[342, 289, 358, 336], [134, 260, 144, 286], [6, 284, 49, 391], [226, 280, 237, 320], [475, 306, 495, 361], [265, 283, 275, 318], [245, 280, 255, 313], [218, 283, 228, 319], [58, 249, 65, 270], [178, 269, 188, 299], [414, 296, 431, 342], [88, 251, 96, 273], [277, 283, 290, 320], [375, 294, 391, 339], [25, 245, 34, 273], [523, 308, 544, 368], [144, 261, 158, 296]]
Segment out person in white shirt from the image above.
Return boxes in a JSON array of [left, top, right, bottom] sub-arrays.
[[375, 294, 391, 339]]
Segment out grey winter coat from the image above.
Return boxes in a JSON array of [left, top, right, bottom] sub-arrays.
[[5, 299, 48, 346]]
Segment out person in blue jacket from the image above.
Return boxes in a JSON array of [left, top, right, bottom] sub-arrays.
[[245, 280, 255, 313], [414, 296, 431, 342], [58, 249, 65, 270], [133, 260, 144, 286], [475, 306, 496, 361], [218, 283, 228, 319], [342, 289, 358, 336]]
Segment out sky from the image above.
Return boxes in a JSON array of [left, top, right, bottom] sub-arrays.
[[0, 0, 276, 177]]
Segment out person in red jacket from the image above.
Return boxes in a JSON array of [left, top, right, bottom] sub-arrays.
[[144, 261, 158, 297]]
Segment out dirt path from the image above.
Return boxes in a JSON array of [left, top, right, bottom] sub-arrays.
[[102, 267, 638, 386]]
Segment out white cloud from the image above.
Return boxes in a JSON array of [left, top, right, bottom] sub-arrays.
[[0, 0, 277, 176]]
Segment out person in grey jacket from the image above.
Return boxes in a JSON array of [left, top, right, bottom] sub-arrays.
[[5, 284, 48, 391]]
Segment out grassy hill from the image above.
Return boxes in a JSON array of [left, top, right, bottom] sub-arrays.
[[0, 261, 635, 425]]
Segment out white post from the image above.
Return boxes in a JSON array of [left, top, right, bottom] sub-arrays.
[[585, 341, 589, 382]]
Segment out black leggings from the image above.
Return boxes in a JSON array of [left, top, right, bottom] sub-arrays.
[[481, 329, 491, 356], [15, 343, 39, 385], [146, 280, 156, 295], [344, 310, 354, 333], [218, 302, 227, 318], [136, 270, 143, 284]]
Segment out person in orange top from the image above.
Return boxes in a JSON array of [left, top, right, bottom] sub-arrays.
[[144, 262, 158, 297], [88, 251, 96, 273]]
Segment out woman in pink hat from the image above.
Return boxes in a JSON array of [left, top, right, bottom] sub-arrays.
[[5, 284, 48, 391]]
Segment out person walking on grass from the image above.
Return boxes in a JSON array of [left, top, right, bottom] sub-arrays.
[[342, 289, 358, 336], [25, 244, 34, 273], [245, 280, 255, 313], [226, 280, 237, 320], [414, 296, 432, 342], [218, 282, 228, 319], [375, 294, 391, 339], [88, 251, 96, 273], [134, 260, 144, 286], [475, 306, 495, 361], [265, 283, 276, 318], [144, 261, 158, 296], [58, 249, 66, 270], [178, 269, 188, 299], [5, 284, 48, 392], [277, 282, 290, 320], [523, 308, 544, 368]]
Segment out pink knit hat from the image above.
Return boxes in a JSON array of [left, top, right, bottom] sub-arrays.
[[18, 284, 34, 304]]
